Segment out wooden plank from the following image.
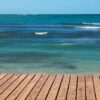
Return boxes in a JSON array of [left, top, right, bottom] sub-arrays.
[[57, 75, 70, 100], [6, 74, 34, 100], [16, 74, 42, 100], [0, 73, 98, 100], [0, 74, 27, 99], [26, 74, 49, 100], [85, 75, 96, 100], [67, 75, 77, 100], [0, 74, 13, 86], [0, 74, 7, 80], [77, 75, 85, 100], [46, 74, 63, 100], [36, 74, 56, 100], [0, 74, 20, 94], [93, 75, 100, 100]]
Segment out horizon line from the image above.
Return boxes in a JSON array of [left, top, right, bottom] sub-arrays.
[[0, 13, 100, 15]]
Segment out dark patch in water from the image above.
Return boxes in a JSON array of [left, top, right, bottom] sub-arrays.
[[51, 62, 77, 70], [0, 33, 10, 38], [65, 64, 77, 69], [0, 66, 4, 68]]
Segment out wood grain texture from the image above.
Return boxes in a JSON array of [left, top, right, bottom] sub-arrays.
[[77, 75, 85, 100], [57, 75, 70, 100], [0, 74, 99, 100], [67, 75, 77, 100], [36, 74, 56, 100], [46, 74, 63, 100], [93, 75, 100, 100], [85, 75, 96, 100], [16, 74, 42, 100], [7, 74, 34, 100], [26, 74, 49, 100]]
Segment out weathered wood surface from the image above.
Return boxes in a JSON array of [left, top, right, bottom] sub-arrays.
[[0, 74, 99, 100]]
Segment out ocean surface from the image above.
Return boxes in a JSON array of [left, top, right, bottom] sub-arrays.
[[0, 14, 100, 74]]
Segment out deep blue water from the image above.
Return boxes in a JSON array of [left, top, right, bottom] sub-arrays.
[[0, 14, 100, 73]]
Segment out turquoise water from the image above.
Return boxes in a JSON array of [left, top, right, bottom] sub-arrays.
[[0, 14, 100, 74]]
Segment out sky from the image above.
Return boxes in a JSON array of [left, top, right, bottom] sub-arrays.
[[0, 0, 100, 14]]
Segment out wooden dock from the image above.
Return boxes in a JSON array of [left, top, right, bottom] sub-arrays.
[[0, 74, 99, 100]]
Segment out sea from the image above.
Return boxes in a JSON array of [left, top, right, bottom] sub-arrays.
[[0, 14, 100, 74]]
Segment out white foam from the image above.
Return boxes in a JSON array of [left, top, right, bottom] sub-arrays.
[[76, 26, 100, 30], [82, 22, 100, 25], [35, 32, 48, 35], [60, 43, 73, 46]]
